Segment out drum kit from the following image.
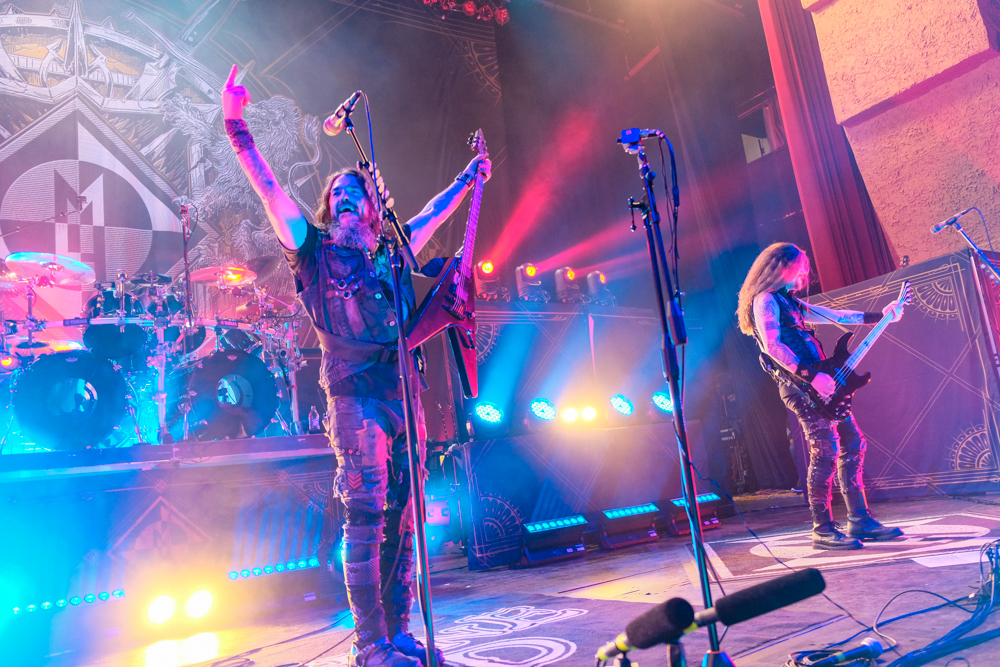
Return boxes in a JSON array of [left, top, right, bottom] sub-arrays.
[[0, 252, 304, 452]]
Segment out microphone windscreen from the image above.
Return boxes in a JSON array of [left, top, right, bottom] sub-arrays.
[[715, 568, 825, 626], [624, 597, 695, 649]]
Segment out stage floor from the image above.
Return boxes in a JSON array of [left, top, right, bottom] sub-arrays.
[[44, 496, 1000, 667]]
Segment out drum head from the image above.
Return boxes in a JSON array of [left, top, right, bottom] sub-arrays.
[[175, 350, 278, 440], [13, 351, 127, 450], [83, 324, 148, 359]]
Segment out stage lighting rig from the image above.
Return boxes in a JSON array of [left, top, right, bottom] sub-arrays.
[[555, 267, 585, 303], [474, 260, 509, 301], [516, 263, 549, 302], [524, 398, 557, 431], [587, 271, 615, 306]]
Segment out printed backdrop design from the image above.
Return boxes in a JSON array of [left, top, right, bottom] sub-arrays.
[[0, 0, 505, 331]]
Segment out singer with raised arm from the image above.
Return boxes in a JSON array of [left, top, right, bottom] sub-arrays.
[[736, 243, 905, 550], [222, 65, 490, 667]]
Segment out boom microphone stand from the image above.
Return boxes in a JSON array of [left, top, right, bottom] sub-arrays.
[[619, 128, 732, 667], [340, 111, 439, 667]]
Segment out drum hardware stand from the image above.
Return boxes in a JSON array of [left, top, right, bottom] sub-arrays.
[[620, 129, 732, 667], [342, 109, 439, 667]]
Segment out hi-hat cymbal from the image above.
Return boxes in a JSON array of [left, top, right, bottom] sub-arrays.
[[128, 272, 172, 286], [246, 256, 282, 282], [5, 252, 96, 287], [189, 266, 257, 287]]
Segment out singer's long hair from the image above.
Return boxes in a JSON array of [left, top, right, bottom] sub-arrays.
[[314, 167, 380, 233], [736, 243, 807, 336]]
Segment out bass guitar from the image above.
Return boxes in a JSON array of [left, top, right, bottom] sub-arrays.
[[405, 129, 487, 398], [760, 281, 911, 421]]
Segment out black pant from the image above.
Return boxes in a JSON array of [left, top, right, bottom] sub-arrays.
[[781, 388, 867, 525]]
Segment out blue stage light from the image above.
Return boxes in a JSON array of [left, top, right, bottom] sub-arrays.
[[12, 607, 19, 615], [112, 590, 125, 599], [252, 567, 262, 576], [26, 604, 36, 612], [652, 391, 673, 413], [240, 569, 251, 578], [275, 563, 286, 572], [98, 592, 110, 601], [523, 515, 587, 533], [602, 503, 658, 519], [264, 566, 274, 574], [287, 561, 297, 570], [40, 602, 51, 610], [610, 395, 634, 416], [529, 398, 556, 421], [69, 596, 81, 606], [670, 492, 721, 508], [474, 402, 504, 424], [83, 594, 96, 604], [228, 571, 239, 580], [56, 600, 67, 608], [309, 557, 320, 568]]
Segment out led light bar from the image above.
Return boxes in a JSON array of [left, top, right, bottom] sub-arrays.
[[228, 557, 321, 580], [602, 503, 658, 519], [12, 589, 124, 615], [523, 515, 587, 533], [670, 492, 721, 508]]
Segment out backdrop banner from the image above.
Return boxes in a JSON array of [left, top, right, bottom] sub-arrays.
[[791, 251, 1000, 499]]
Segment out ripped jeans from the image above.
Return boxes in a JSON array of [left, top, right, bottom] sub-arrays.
[[781, 388, 868, 526], [326, 394, 427, 648]]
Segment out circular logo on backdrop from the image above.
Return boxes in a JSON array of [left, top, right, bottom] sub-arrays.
[[0, 159, 153, 283]]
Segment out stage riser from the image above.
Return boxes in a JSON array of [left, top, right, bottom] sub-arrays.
[[0, 454, 341, 639]]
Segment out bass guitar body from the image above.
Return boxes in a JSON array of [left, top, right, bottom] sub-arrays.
[[762, 331, 870, 422], [406, 256, 478, 398]]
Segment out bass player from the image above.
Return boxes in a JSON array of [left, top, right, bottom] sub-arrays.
[[736, 243, 905, 550], [222, 65, 490, 666]]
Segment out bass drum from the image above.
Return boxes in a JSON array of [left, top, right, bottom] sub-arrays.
[[169, 350, 278, 441], [13, 351, 127, 450]]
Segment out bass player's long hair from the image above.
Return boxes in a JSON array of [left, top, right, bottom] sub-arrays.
[[736, 243, 808, 336]]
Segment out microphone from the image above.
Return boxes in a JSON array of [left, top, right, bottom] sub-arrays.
[[595, 568, 825, 660], [618, 128, 665, 145], [323, 91, 362, 137], [693, 567, 826, 627], [808, 638, 884, 667], [931, 207, 973, 234], [595, 598, 694, 661]]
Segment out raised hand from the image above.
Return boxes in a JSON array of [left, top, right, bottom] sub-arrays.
[[222, 64, 251, 120], [461, 154, 492, 183]]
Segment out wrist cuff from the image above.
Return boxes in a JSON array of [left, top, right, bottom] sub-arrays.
[[863, 312, 882, 324], [456, 172, 474, 187], [795, 364, 818, 382], [225, 118, 255, 153]]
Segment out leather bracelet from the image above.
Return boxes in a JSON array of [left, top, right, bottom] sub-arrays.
[[862, 311, 882, 324], [795, 364, 818, 382], [225, 118, 255, 153], [456, 172, 474, 187]]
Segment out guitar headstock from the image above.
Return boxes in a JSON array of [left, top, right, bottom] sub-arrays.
[[896, 280, 912, 306], [468, 129, 487, 158]]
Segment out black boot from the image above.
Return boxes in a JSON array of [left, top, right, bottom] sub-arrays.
[[847, 509, 904, 541], [843, 491, 904, 541], [812, 521, 862, 550]]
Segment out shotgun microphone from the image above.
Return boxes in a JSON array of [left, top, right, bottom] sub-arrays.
[[323, 91, 362, 137]]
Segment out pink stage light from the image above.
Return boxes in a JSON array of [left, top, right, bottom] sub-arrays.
[[489, 110, 598, 268]]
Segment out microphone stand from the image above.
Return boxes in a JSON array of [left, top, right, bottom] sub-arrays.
[[622, 137, 733, 667], [342, 114, 438, 667], [939, 219, 1000, 283]]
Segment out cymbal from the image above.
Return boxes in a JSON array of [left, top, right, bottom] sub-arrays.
[[189, 266, 257, 287], [246, 256, 282, 282], [128, 272, 172, 286], [5, 252, 96, 287], [235, 294, 294, 318], [15, 340, 48, 349]]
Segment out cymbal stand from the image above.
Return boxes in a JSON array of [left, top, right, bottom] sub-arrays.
[[21, 281, 45, 359]]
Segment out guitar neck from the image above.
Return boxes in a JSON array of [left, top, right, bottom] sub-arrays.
[[454, 173, 485, 307], [842, 311, 893, 373]]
